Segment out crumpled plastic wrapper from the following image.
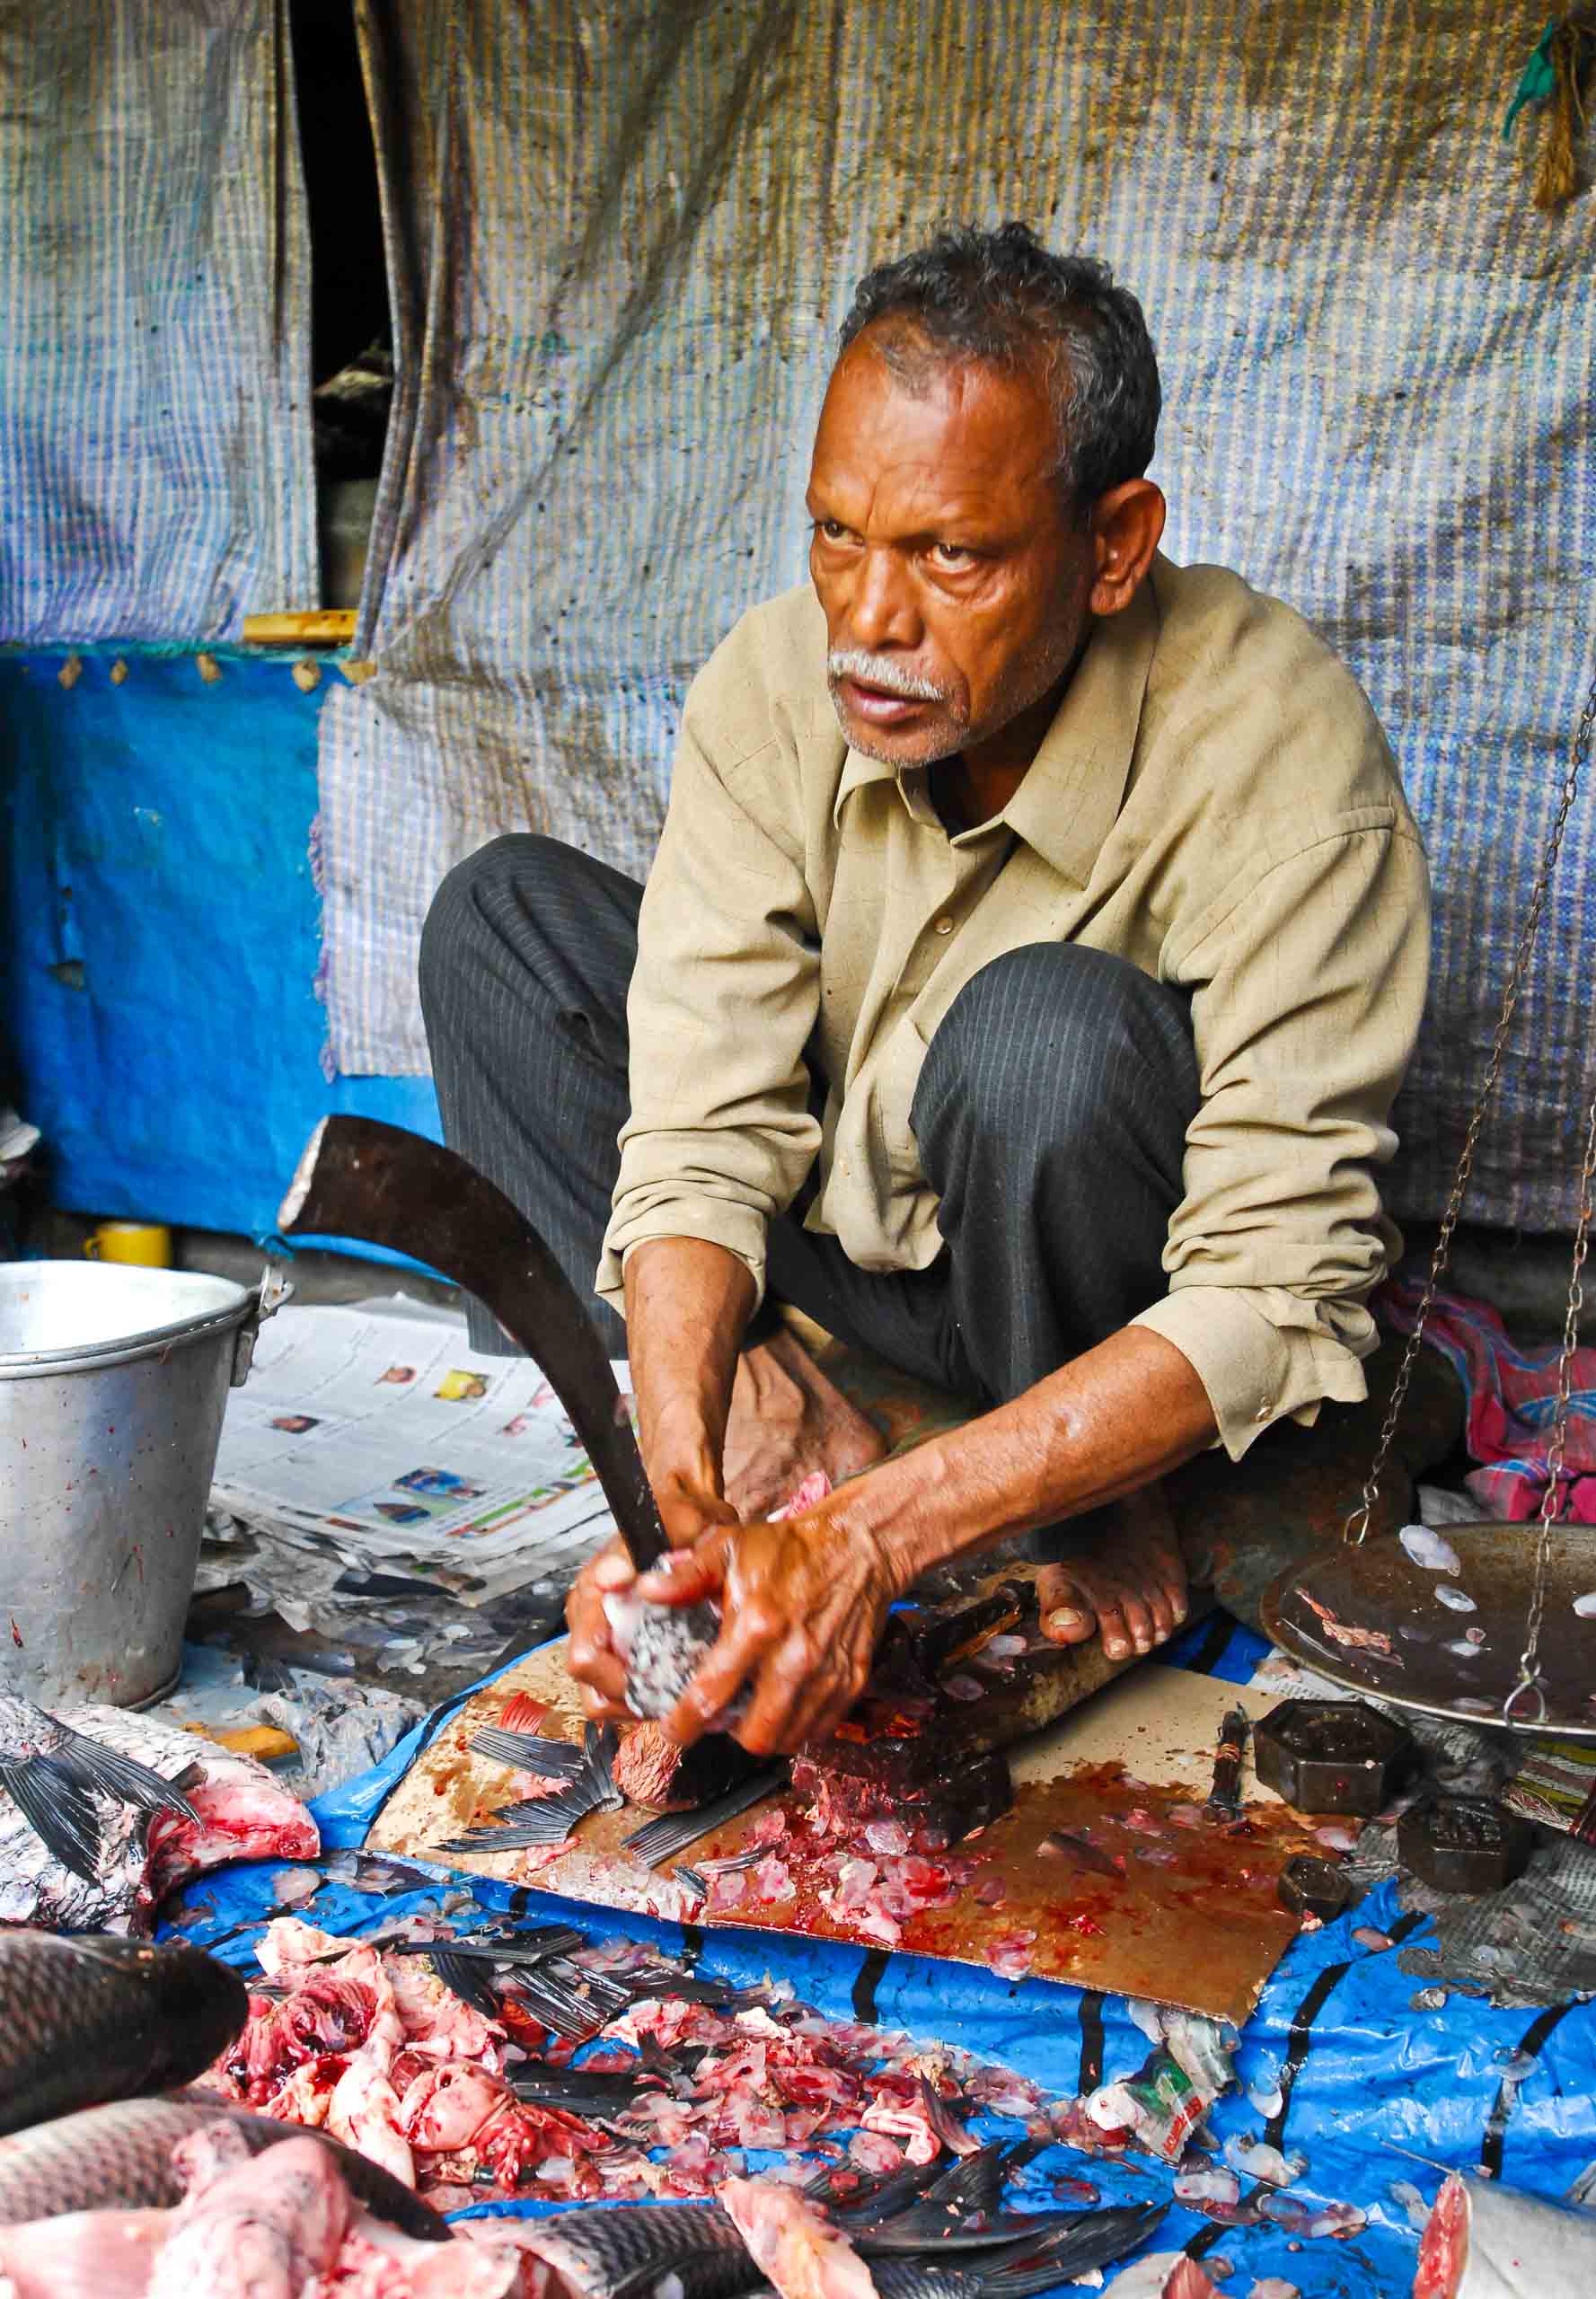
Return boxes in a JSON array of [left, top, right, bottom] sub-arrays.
[[257, 1675, 425, 1801]]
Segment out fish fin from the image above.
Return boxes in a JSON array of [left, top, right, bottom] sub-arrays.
[[0, 1754, 110, 1881], [622, 1764, 788, 1866], [471, 1726, 586, 1778], [428, 1947, 500, 2021], [61, 1726, 198, 1821], [581, 1722, 622, 1811], [436, 1800, 583, 1851], [832, 2156, 949, 2224], [977, 2204, 1168, 2295], [921, 2143, 1005, 2215]]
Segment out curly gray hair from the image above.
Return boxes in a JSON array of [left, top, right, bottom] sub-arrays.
[[838, 222, 1160, 514]]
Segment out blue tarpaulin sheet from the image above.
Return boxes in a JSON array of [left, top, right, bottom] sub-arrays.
[[168, 1618, 1596, 2295], [0, 646, 440, 1238]]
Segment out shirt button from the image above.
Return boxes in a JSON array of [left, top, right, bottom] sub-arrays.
[[932, 915, 954, 935], [1256, 1403, 1272, 1423]]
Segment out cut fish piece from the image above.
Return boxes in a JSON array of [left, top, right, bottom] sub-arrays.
[[1400, 1527, 1463, 1574], [719, 2174, 880, 2299]]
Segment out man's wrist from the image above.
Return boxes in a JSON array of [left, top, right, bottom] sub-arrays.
[[824, 1444, 960, 1600]]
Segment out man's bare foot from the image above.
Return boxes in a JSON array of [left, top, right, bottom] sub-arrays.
[[1034, 1483, 1188, 1662], [720, 1326, 888, 1519]]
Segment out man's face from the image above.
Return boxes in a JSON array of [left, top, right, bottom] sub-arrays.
[[807, 333, 1094, 767]]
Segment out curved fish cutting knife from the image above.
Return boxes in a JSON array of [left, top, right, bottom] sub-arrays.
[[278, 1115, 668, 1571]]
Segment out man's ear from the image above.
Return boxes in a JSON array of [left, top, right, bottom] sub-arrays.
[[1088, 480, 1166, 617]]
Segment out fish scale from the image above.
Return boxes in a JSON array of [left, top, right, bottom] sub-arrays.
[[0, 2097, 446, 2240], [515, 2201, 759, 2299], [0, 1931, 247, 2138]]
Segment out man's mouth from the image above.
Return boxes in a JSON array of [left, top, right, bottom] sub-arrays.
[[839, 676, 930, 726]]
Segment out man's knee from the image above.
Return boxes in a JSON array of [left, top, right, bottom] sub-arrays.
[[419, 833, 580, 1008], [913, 943, 1198, 1151]]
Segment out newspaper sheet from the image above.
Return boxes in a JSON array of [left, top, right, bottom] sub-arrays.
[[211, 1300, 624, 1600]]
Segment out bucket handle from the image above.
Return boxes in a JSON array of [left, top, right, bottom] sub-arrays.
[[231, 1264, 295, 1386]]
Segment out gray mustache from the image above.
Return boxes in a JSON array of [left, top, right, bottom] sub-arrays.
[[826, 649, 950, 704]]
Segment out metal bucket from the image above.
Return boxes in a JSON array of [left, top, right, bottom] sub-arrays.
[[0, 1261, 287, 1708]]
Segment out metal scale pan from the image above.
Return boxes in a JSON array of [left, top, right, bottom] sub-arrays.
[[1260, 635, 1596, 1739], [1263, 1520, 1596, 1739]]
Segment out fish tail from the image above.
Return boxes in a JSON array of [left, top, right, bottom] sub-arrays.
[[62, 1727, 198, 1823], [977, 2203, 1168, 2294], [0, 1719, 197, 1881], [0, 1754, 114, 1881], [427, 1947, 500, 2021]]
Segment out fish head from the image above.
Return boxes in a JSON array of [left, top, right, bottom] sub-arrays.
[[145, 1943, 251, 2083]]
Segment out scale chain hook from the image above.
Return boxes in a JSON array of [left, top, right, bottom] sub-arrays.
[[1344, 656, 1596, 1563]]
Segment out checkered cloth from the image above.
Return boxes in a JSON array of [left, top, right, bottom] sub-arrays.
[[1380, 1278, 1596, 1522]]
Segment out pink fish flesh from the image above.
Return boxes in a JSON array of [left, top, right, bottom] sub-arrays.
[[0, 1704, 318, 1933], [719, 2174, 881, 2299]]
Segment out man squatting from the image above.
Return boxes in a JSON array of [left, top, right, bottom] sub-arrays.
[[419, 223, 1431, 1758]]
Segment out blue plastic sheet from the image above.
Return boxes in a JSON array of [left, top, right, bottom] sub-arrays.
[[0, 646, 440, 1239], [168, 1632, 1596, 2295]]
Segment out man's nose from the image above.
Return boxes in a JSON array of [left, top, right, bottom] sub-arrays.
[[843, 546, 920, 653]]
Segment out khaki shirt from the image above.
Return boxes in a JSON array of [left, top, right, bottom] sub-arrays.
[[599, 556, 1432, 1460]]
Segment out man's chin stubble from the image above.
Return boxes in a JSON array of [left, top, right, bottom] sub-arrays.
[[830, 700, 967, 768]]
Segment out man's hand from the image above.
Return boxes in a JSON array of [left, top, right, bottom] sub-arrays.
[[566, 1232, 754, 1720], [565, 1540, 641, 1720], [565, 1461, 738, 1722], [639, 1504, 905, 1756]]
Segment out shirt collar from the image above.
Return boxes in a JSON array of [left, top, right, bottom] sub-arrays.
[[831, 568, 1161, 885]]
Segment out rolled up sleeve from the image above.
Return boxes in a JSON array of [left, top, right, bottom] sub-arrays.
[[597, 671, 822, 1315], [1130, 821, 1432, 1458]]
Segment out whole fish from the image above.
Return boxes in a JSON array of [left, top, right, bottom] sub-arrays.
[[0, 1932, 248, 2136], [0, 1690, 195, 1883], [0, 2096, 446, 2240], [516, 2200, 758, 2299]]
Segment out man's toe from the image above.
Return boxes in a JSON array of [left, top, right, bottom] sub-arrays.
[[1037, 1571, 1097, 1643], [1096, 1603, 1133, 1660]]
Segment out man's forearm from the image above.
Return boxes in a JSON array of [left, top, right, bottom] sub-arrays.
[[623, 1236, 757, 1532], [829, 1324, 1217, 1594]]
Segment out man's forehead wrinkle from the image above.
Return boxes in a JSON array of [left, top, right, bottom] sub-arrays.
[[812, 376, 1054, 534]]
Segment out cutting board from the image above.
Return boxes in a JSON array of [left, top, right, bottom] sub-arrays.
[[370, 1650, 1318, 2024]]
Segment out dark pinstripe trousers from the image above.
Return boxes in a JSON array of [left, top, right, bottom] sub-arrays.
[[419, 834, 1201, 1418]]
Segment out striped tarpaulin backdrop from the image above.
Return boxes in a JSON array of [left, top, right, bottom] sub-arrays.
[[0, 1, 316, 643], [322, 2, 1596, 1232]]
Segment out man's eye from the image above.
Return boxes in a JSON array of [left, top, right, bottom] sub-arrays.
[[933, 541, 974, 567], [816, 519, 851, 543]]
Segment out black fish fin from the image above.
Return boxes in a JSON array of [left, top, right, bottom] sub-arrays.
[[471, 1726, 586, 1778], [61, 1727, 198, 1821], [428, 1947, 500, 2021], [921, 2140, 1005, 2216], [833, 2155, 948, 2225], [0, 1755, 109, 1881], [978, 2204, 1168, 2295]]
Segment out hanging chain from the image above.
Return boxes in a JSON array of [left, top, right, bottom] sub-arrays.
[[1503, 1079, 1596, 1721], [1345, 659, 1596, 1545]]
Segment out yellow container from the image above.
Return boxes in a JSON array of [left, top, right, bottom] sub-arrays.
[[84, 1221, 173, 1268]]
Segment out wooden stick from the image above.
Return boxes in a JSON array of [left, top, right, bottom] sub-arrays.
[[242, 610, 357, 647], [182, 1721, 299, 1761]]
